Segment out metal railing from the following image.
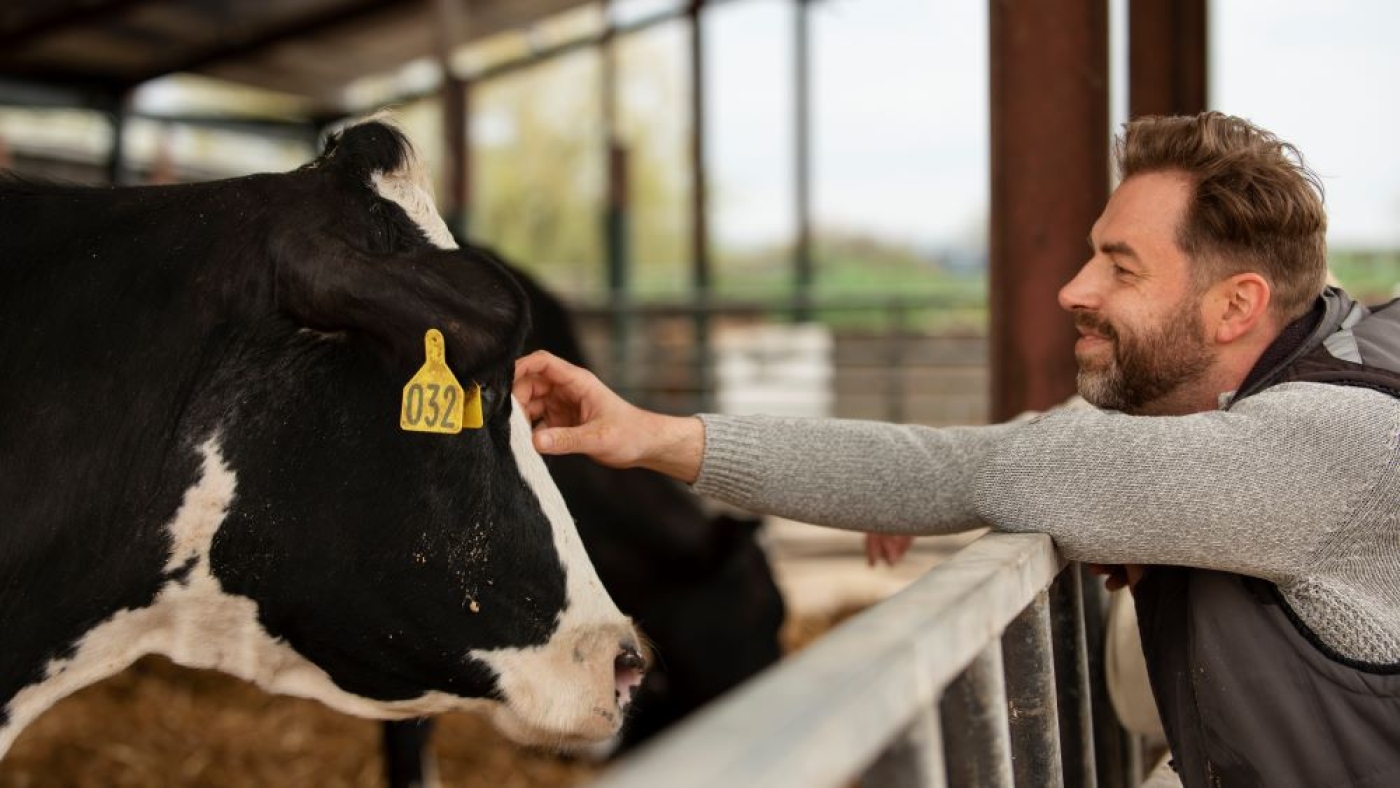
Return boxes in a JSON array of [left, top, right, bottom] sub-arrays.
[[593, 533, 1143, 788]]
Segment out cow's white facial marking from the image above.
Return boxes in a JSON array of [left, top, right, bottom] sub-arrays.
[[369, 133, 457, 251], [467, 401, 639, 746]]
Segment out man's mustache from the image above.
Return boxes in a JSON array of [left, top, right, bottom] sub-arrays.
[[1074, 312, 1118, 341]]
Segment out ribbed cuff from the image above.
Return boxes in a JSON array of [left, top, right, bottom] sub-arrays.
[[691, 413, 768, 505]]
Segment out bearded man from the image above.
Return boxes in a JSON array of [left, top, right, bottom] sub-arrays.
[[513, 112, 1400, 788]]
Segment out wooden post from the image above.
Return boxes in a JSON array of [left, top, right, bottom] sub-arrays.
[[989, 0, 1110, 421], [1129, 0, 1208, 119]]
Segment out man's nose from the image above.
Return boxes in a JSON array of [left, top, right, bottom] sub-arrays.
[[1058, 261, 1098, 313]]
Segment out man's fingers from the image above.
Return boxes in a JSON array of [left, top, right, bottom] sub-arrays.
[[533, 425, 598, 457]]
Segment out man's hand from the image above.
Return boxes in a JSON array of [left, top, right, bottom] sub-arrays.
[[513, 350, 705, 483], [1088, 563, 1147, 591], [865, 534, 915, 567]]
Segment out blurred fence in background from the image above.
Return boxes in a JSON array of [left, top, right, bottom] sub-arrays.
[[570, 296, 989, 425]]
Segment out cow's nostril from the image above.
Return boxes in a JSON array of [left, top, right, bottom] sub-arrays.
[[614, 645, 647, 708], [616, 646, 646, 673]]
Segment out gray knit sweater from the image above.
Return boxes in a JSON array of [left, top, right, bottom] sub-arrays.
[[694, 381, 1400, 663]]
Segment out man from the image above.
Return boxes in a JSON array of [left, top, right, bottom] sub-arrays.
[[513, 113, 1400, 787]]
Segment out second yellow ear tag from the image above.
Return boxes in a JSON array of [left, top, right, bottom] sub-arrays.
[[400, 329, 483, 434]]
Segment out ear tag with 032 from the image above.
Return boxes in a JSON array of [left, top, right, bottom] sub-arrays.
[[400, 328, 483, 434]]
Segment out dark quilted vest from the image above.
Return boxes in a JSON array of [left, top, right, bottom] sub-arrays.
[[1133, 289, 1400, 788]]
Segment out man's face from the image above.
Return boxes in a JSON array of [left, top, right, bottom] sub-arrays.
[[1058, 171, 1215, 415]]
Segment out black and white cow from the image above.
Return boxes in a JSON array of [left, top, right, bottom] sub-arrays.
[[0, 119, 645, 758]]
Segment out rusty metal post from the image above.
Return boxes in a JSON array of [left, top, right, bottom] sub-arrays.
[[989, 0, 1110, 421], [435, 0, 470, 237], [1128, 0, 1207, 119]]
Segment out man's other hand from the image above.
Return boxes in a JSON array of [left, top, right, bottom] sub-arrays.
[[865, 534, 915, 567], [1088, 563, 1147, 591]]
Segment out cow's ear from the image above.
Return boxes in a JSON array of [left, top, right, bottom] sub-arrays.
[[274, 230, 529, 376]]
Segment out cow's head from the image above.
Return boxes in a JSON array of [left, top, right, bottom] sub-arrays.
[[179, 119, 643, 747]]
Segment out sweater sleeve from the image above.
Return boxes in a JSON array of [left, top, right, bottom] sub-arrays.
[[693, 382, 1400, 585], [693, 413, 1019, 533], [974, 382, 1396, 582]]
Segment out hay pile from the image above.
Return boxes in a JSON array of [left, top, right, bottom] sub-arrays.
[[0, 606, 864, 787]]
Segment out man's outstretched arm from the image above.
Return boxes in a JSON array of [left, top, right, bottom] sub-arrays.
[[513, 350, 706, 483]]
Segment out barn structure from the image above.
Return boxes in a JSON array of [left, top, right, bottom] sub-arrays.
[[2, 1, 1213, 786]]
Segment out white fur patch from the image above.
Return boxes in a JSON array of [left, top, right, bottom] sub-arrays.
[[362, 118, 458, 251], [466, 402, 635, 745]]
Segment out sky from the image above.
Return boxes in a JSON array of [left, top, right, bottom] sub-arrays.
[[687, 0, 1400, 252]]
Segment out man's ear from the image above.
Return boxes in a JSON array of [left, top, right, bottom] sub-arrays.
[[1208, 272, 1272, 345]]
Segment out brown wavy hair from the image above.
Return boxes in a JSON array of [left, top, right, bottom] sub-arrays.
[[1115, 112, 1328, 321]]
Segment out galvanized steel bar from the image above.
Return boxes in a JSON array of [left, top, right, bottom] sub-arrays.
[[859, 706, 947, 788], [1081, 571, 1134, 788], [595, 533, 1064, 788], [1050, 565, 1097, 788], [1002, 590, 1064, 788], [941, 643, 1014, 788]]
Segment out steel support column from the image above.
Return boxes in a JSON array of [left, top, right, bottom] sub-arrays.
[[989, 0, 1110, 421], [602, 0, 632, 395], [435, 0, 470, 237], [440, 75, 471, 235], [793, 0, 814, 322], [1128, 0, 1207, 119], [106, 96, 129, 185], [688, 0, 713, 410]]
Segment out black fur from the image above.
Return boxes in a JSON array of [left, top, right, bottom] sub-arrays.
[[0, 123, 566, 723]]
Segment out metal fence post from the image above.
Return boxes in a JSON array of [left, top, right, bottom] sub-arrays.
[[940, 643, 1014, 788], [1002, 590, 1063, 788], [1080, 570, 1137, 788], [1050, 565, 1096, 788], [860, 706, 947, 788]]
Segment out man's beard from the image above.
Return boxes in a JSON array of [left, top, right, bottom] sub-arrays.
[[1074, 301, 1213, 415]]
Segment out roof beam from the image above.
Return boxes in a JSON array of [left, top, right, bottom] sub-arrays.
[[0, 0, 155, 52], [118, 0, 411, 89]]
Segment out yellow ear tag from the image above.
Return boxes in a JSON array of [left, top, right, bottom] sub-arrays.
[[400, 329, 483, 434]]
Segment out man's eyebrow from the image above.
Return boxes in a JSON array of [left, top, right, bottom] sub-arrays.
[[1092, 239, 1139, 259]]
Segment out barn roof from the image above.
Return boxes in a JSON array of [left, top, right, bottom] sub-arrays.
[[0, 0, 595, 117]]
